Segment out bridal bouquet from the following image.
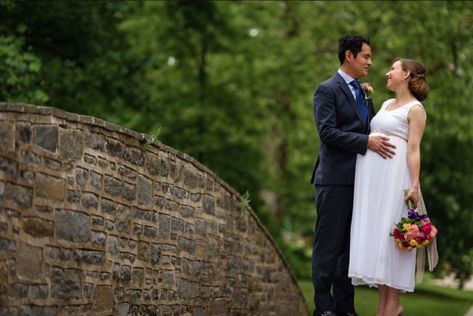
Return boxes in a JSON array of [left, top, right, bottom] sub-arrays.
[[391, 197, 438, 251]]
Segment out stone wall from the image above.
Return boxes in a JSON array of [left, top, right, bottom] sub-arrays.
[[0, 103, 308, 316]]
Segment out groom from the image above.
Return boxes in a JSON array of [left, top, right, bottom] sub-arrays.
[[310, 35, 395, 316]]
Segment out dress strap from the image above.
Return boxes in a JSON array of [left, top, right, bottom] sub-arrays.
[[407, 102, 427, 119]]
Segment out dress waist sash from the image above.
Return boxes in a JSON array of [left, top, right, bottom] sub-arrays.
[[371, 129, 408, 142]]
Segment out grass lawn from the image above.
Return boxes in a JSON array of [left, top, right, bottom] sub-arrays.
[[298, 279, 473, 316]]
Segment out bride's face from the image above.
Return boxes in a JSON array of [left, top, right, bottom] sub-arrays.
[[385, 60, 409, 91]]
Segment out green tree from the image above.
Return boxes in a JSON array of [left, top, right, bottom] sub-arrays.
[[1, 0, 472, 286]]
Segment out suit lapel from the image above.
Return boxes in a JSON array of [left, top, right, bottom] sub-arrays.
[[365, 97, 375, 133], [334, 73, 365, 125]]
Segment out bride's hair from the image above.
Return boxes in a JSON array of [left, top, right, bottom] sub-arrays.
[[396, 58, 429, 101]]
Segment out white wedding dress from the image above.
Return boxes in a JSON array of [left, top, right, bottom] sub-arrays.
[[348, 98, 425, 292]]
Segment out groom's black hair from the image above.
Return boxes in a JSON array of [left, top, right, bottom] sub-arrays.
[[338, 35, 370, 65]]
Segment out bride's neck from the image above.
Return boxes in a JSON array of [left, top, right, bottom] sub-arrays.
[[394, 86, 415, 103]]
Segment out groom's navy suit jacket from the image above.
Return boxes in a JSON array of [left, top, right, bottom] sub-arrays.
[[311, 72, 376, 185]]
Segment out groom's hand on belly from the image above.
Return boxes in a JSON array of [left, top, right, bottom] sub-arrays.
[[368, 135, 396, 159]]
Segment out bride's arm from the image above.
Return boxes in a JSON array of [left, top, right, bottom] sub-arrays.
[[406, 105, 427, 208]]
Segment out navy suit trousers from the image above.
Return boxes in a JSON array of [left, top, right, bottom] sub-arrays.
[[312, 185, 355, 314]]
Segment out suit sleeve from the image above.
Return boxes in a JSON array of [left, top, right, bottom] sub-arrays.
[[314, 84, 369, 154]]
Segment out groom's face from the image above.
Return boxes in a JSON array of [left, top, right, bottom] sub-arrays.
[[350, 43, 372, 79]]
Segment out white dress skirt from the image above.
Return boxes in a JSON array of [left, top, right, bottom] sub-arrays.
[[348, 99, 425, 292]]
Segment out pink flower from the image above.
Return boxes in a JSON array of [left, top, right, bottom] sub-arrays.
[[421, 222, 432, 235], [429, 225, 438, 239], [404, 224, 419, 241]]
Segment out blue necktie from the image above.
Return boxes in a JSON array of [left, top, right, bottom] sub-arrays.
[[350, 80, 368, 125]]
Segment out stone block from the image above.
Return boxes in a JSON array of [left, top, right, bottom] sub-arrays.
[[16, 243, 42, 280], [0, 156, 17, 178], [116, 303, 130, 316], [202, 196, 216, 215], [122, 182, 135, 201], [108, 236, 119, 256], [115, 207, 131, 234], [164, 200, 178, 212], [158, 157, 170, 177], [150, 244, 161, 265], [86, 133, 106, 151], [0, 121, 14, 151], [119, 252, 136, 263], [190, 193, 201, 202], [103, 176, 122, 197], [106, 138, 125, 158], [35, 173, 65, 201], [133, 223, 142, 235], [162, 270, 175, 286], [133, 207, 156, 223], [44, 246, 59, 260], [51, 267, 81, 300], [4, 183, 32, 208], [55, 210, 91, 242], [179, 237, 196, 255], [20, 150, 40, 165], [82, 192, 98, 209], [101, 198, 122, 214], [132, 268, 144, 285], [99, 272, 110, 281], [23, 217, 54, 237], [58, 130, 84, 160], [90, 171, 102, 189], [30, 284, 49, 299], [137, 241, 149, 262], [91, 231, 106, 248], [113, 265, 131, 282], [143, 226, 157, 238], [75, 167, 89, 186], [44, 157, 61, 170], [0, 307, 17, 316], [118, 165, 137, 180], [125, 147, 144, 166], [73, 250, 105, 265], [15, 123, 31, 143], [183, 169, 198, 189], [19, 170, 34, 185], [154, 195, 165, 209], [67, 190, 81, 203], [19, 305, 57, 316], [145, 153, 160, 176], [84, 153, 97, 165], [137, 176, 152, 205], [158, 214, 170, 239], [171, 218, 184, 233], [126, 289, 142, 302], [179, 206, 194, 218], [95, 285, 113, 312], [174, 187, 187, 199], [32, 125, 58, 152], [8, 283, 28, 298]]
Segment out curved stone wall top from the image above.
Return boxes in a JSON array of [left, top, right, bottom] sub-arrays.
[[0, 103, 308, 315]]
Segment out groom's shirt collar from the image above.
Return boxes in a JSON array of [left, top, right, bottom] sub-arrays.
[[338, 69, 355, 84], [338, 69, 356, 99]]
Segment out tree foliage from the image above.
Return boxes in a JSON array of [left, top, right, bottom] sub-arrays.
[[1, 0, 472, 286]]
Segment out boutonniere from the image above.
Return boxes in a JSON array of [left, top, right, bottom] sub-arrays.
[[361, 82, 374, 100]]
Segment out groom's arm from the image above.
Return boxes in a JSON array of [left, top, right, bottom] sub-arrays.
[[314, 84, 369, 154]]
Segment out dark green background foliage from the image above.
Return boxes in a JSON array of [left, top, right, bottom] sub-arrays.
[[1, 0, 472, 287]]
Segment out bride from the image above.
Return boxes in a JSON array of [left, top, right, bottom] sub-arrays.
[[348, 58, 429, 316]]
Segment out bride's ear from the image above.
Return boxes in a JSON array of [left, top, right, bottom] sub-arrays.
[[403, 70, 411, 81]]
